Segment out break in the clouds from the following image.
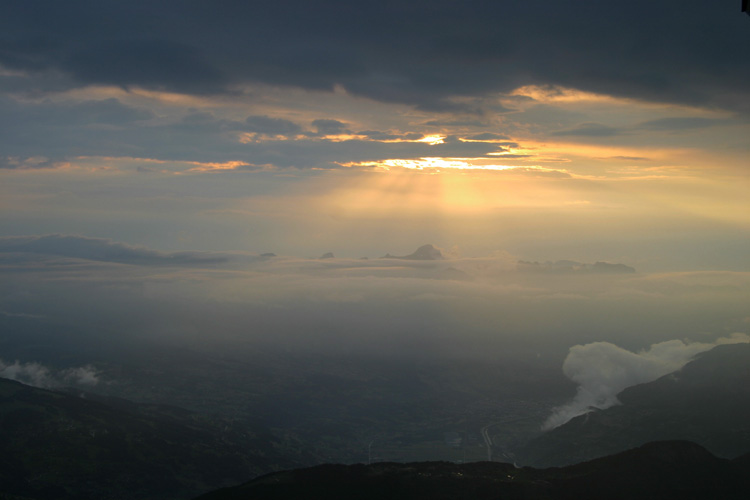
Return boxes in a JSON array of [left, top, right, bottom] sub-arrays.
[[552, 123, 622, 137], [542, 333, 750, 430], [636, 117, 725, 131]]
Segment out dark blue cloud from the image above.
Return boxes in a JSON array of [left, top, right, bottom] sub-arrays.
[[241, 115, 303, 136], [0, 96, 156, 167], [311, 119, 348, 135], [0, 1, 747, 111], [65, 39, 227, 94], [0, 235, 230, 266], [637, 117, 725, 130], [552, 123, 622, 137]]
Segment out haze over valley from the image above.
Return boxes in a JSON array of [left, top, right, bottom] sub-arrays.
[[1, 2, 749, 498]]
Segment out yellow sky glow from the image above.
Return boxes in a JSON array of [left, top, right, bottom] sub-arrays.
[[343, 157, 572, 175]]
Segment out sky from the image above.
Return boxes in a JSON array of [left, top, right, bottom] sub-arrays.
[[0, 0, 747, 269], [0, 3, 748, 348], [0, 2, 749, 434]]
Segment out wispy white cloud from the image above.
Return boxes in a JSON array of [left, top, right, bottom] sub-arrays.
[[0, 359, 100, 389], [542, 333, 750, 430]]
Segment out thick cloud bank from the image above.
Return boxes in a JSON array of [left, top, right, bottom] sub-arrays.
[[2, 235, 749, 364], [542, 333, 750, 430], [1, 1, 747, 112], [0, 234, 231, 266], [0, 359, 100, 389]]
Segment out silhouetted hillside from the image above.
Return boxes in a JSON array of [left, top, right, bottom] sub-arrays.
[[0, 378, 310, 500], [382, 244, 443, 260], [194, 440, 750, 500]]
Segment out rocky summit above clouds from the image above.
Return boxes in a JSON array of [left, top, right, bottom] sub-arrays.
[[381, 244, 443, 260]]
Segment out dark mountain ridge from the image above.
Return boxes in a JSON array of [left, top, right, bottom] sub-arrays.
[[194, 440, 750, 500], [3, 343, 749, 499], [0, 377, 309, 500]]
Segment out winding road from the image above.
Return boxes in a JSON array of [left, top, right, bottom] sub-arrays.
[[480, 424, 493, 461]]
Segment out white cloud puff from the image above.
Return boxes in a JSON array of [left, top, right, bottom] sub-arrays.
[[542, 333, 750, 430]]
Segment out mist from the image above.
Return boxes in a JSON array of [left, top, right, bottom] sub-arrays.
[[0, 359, 100, 389], [2, 236, 748, 362], [0, 232, 749, 478]]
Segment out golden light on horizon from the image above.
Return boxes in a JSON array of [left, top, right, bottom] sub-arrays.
[[510, 85, 633, 105], [318, 159, 588, 228], [381, 157, 512, 171], [343, 157, 569, 174]]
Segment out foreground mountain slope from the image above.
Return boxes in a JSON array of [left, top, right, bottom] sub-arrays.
[[194, 440, 750, 500], [517, 342, 750, 467], [0, 378, 310, 500]]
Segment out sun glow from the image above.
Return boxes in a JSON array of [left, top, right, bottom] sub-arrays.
[[313, 162, 592, 239], [383, 158, 518, 171], [416, 135, 446, 145], [343, 157, 557, 173], [511, 85, 628, 104]]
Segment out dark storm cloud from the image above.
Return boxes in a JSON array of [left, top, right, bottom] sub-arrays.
[[1, 1, 747, 111], [0, 96, 159, 166], [0, 235, 230, 266], [357, 130, 403, 141], [311, 119, 349, 135], [0, 95, 153, 128], [600, 156, 650, 161], [356, 131, 426, 142], [0, 93, 510, 168], [241, 115, 303, 136], [461, 133, 511, 142], [65, 39, 227, 95], [35, 98, 155, 126], [0, 156, 59, 170], [636, 117, 725, 130], [421, 119, 494, 128], [552, 123, 622, 137]]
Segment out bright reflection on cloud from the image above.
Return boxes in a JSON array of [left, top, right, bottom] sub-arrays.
[[382, 157, 516, 171], [416, 135, 446, 145], [344, 157, 564, 173], [511, 85, 631, 105]]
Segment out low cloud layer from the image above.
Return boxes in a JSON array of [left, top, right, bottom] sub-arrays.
[[1, 235, 748, 365], [542, 333, 750, 430], [0, 234, 232, 266]]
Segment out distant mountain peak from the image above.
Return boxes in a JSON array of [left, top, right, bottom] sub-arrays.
[[382, 244, 443, 260]]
